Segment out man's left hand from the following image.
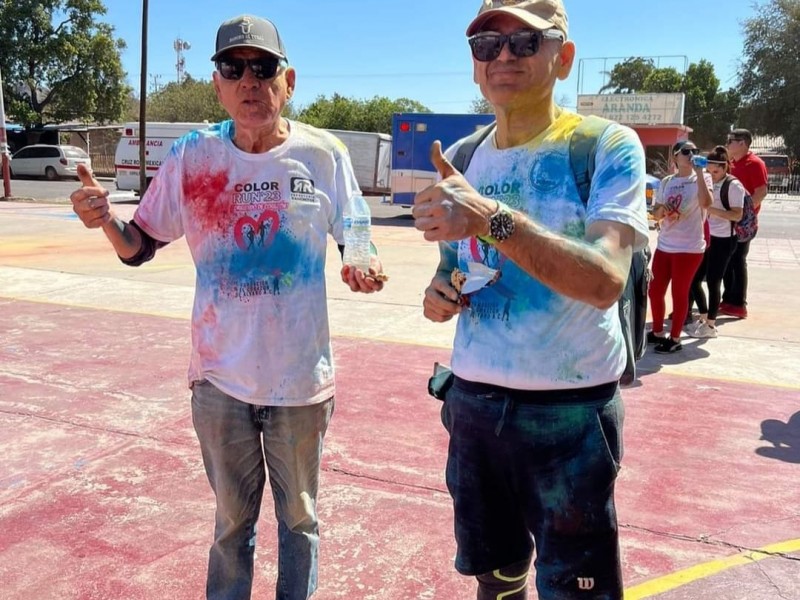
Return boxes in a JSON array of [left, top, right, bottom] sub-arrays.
[[340, 255, 386, 293], [412, 141, 493, 242]]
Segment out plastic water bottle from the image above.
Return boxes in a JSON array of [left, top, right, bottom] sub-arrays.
[[692, 155, 708, 168], [342, 194, 372, 272]]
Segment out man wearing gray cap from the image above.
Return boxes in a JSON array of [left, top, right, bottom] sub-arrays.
[[69, 13, 385, 600], [413, 1, 647, 598]]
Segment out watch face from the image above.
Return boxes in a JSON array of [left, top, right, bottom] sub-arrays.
[[490, 209, 515, 241]]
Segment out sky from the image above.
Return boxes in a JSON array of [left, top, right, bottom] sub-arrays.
[[103, 0, 756, 114]]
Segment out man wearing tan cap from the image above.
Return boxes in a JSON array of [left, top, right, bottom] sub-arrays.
[[413, 1, 647, 598], [70, 13, 385, 600]]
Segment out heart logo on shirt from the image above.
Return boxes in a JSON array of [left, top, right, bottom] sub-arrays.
[[234, 210, 280, 251]]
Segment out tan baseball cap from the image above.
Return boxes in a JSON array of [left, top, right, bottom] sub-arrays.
[[466, 0, 569, 37], [211, 15, 287, 61]]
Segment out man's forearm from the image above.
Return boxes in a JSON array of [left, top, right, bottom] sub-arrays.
[[101, 214, 144, 259], [752, 185, 767, 209], [496, 215, 629, 310]]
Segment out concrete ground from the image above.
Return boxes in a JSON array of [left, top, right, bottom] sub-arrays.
[[1, 198, 799, 599]]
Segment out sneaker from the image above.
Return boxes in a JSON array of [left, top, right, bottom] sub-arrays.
[[647, 331, 667, 344], [720, 304, 748, 319], [655, 338, 683, 354], [688, 322, 718, 339]]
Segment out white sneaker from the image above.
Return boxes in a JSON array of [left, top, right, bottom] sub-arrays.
[[689, 322, 718, 339]]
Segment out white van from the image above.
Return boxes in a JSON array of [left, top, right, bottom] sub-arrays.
[[115, 121, 208, 193]]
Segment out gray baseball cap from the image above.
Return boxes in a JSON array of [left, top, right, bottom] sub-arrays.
[[210, 15, 287, 61]]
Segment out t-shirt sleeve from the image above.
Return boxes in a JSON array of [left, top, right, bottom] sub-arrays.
[[132, 141, 186, 242], [585, 123, 650, 251], [729, 179, 746, 208], [329, 148, 362, 245]]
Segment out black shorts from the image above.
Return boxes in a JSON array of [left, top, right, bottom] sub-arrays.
[[440, 377, 624, 599]]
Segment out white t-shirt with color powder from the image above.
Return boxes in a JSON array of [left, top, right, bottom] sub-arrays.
[[133, 120, 360, 406], [445, 110, 649, 391], [654, 172, 713, 253]]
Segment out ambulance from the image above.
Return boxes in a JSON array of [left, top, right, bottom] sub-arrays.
[[114, 121, 208, 193]]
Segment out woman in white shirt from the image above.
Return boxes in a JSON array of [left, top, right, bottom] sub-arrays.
[[648, 140, 713, 353], [688, 146, 744, 338]]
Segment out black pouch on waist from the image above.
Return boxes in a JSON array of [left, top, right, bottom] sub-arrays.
[[427, 362, 454, 401]]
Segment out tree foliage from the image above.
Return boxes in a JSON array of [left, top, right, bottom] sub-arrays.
[[470, 96, 493, 114], [600, 57, 739, 149], [295, 94, 430, 133], [738, 0, 800, 158], [146, 77, 228, 123], [0, 0, 130, 127]]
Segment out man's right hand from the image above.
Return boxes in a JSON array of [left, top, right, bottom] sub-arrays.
[[70, 164, 112, 228], [423, 273, 462, 322]]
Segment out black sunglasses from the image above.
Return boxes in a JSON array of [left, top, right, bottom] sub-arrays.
[[676, 147, 700, 156], [216, 55, 284, 81], [468, 29, 565, 62]]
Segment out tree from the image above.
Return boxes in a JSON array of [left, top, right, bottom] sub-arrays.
[[147, 77, 228, 123], [738, 0, 800, 158], [600, 57, 739, 149], [599, 58, 655, 94], [470, 96, 493, 114], [0, 0, 130, 127], [296, 95, 430, 133]]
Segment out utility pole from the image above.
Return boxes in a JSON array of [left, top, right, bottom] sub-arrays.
[[0, 65, 12, 199], [174, 38, 190, 83], [139, 0, 149, 195]]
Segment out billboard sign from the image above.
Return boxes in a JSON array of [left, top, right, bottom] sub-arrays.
[[577, 93, 685, 125]]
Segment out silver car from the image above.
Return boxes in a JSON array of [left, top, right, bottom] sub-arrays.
[[9, 144, 92, 180]]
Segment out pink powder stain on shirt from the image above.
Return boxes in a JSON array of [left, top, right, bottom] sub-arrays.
[[183, 169, 232, 234], [194, 304, 219, 363]]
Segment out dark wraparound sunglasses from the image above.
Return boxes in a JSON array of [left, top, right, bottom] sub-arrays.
[[676, 147, 700, 156], [216, 55, 285, 80], [468, 29, 565, 62]]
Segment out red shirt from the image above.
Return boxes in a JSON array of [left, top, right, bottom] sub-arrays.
[[731, 152, 768, 213]]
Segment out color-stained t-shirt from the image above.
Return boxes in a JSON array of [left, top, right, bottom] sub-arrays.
[[444, 110, 649, 390], [709, 177, 745, 238], [133, 120, 360, 406], [654, 172, 712, 254]]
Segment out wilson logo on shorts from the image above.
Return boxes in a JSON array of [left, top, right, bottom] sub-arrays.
[[577, 577, 595, 591]]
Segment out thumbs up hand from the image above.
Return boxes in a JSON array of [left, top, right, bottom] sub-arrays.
[[70, 163, 112, 228], [412, 140, 494, 242]]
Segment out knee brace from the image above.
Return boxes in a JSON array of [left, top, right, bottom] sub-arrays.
[[476, 557, 531, 600]]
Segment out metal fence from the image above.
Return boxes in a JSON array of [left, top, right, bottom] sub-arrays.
[[768, 173, 800, 195]]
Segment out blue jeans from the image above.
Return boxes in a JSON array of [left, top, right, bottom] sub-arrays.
[[191, 380, 334, 600], [441, 378, 624, 600]]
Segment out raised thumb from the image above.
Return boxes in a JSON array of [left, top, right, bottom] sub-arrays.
[[77, 163, 101, 188], [430, 140, 458, 179]]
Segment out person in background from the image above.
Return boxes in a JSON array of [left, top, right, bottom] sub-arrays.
[[648, 140, 713, 353], [687, 146, 744, 338], [413, 0, 648, 597], [721, 128, 767, 319], [69, 14, 385, 600]]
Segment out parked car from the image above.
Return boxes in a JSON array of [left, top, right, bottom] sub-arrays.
[[757, 153, 791, 193], [9, 144, 91, 180]]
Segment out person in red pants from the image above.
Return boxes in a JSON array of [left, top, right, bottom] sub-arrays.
[[648, 140, 713, 353]]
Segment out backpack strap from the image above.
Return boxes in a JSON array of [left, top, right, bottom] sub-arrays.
[[451, 123, 496, 173], [719, 175, 734, 237], [569, 115, 613, 206]]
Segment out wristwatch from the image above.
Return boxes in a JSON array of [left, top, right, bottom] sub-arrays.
[[479, 200, 516, 244]]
